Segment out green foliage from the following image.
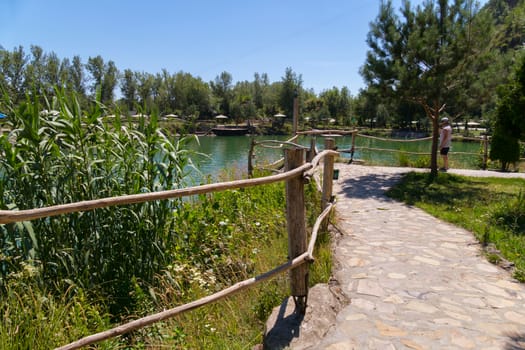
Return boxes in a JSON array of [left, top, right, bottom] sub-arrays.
[[0, 91, 332, 348], [398, 152, 430, 168], [387, 172, 525, 282], [0, 281, 117, 350], [0, 90, 194, 315], [490, 129, 521, 170], [361, 0, 497, 173], [490, 53, 525, 170], [279, 67, 302, 120], [169, 179, 287, 288], [252, 284, 286, 322], [490, 191, 525, 234]]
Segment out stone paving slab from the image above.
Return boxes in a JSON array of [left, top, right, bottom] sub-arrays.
[[265, 165, 525, 350]]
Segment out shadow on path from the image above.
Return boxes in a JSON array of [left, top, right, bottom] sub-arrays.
[[506, 332, 525, 350], [338, 172, 405, 200], [263, 298, 304, 350]]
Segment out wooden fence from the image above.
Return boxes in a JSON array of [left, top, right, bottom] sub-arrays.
[[296, 130, 496, 169], [0, 138, 339, 350]]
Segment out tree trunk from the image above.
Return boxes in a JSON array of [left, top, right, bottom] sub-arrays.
[[422, 101, 441, 178], [430, 114, 440, 177]]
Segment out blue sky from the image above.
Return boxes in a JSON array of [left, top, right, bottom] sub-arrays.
[[1, 0, 488, 95]]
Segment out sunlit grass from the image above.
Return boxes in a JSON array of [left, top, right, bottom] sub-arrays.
[[0, 93, 333, 349]]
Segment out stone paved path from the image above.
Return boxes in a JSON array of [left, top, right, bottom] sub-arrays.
[[266, 165, 525, 350]]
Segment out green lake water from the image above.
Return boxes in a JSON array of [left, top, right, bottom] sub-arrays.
[[187, 134, 485, 181]]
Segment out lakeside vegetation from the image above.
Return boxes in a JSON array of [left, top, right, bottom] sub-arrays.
[[1, 0, 524, 348], [0, 92, 332, 348], [387, 172, 525, 282]]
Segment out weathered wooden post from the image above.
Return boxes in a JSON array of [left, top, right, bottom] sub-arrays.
[[322, 139, 336, 229], [483, 134, 489, 170], [351, 130, 357, 161], [248, 138, 255, 177], [306, 136, 317, 162], [284, 147, 308, 313], [293, 89, 299, 135]]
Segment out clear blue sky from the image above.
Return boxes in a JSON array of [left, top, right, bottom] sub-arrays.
[[1, 0, 488, 95]]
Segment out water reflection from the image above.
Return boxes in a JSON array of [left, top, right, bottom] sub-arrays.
[[185, 134, 483, 183]]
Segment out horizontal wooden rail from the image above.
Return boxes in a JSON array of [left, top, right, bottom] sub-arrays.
[[354, 146, 428, 155], [304, 150, 339, 178], [55, 149, 337, 350], [253, 140, 308, 150], [56, 251, 313, 350], [296, 129, 356, 136], [248, 135, 299, 176], [0, 164, 311, 224], [307, 202, 335, 255], [357, 133, 432, 142], [354, 146, 481, 156]]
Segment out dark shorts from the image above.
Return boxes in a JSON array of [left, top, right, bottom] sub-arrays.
[[440, 147, 450, 155]]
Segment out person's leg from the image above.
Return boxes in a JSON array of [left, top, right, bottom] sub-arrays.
[[440, 148, 449, 170]]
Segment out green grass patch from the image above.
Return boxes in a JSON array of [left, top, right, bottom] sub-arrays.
[[387, 172, 525, 281], [0, 92, 333, 349]]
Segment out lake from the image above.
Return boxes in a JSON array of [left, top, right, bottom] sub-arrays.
[[187, 134, 485, 181]]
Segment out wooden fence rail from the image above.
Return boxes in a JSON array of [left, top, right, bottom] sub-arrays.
[[0, 140, 338, 349], [254, 130, 496, 172], [7, 129, 514, 349], [0, 164, 309, 225]]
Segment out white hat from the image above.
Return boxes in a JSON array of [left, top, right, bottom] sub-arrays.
[[441, 117, 449, 123]]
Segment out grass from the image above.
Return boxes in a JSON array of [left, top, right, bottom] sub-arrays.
[[0, 90, 333, 349], [152, 176, 332, 349], [387, 172, 525, 281], [0, 175, 332, 349]]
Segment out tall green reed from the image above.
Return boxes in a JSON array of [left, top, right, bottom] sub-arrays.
[[0, 89, 195, 315]]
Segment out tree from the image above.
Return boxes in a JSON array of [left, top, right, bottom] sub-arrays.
[[24, 45, 45, 97], [121, 69, 137, 111], [490, 52, 525, 170], [210, 71, 233, 116], [0, 45, 28, 104], [44, 52, 61, 95], [279, 67, 302, 120], [361, 0, 494, 175], [86, 55, 104, 96], [102, 60, 118, 104], [174, 72, 211, 117], [253, 72, 269, 111], [70, 55, 85, 97], [319, 87, 354, 125], [86, 55, 118, 105]]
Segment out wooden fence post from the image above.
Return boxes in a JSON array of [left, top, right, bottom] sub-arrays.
[[248, 138, 255, 177], [483, 134, 489, 170], [322, 138, 335, 231], [306, 136, 317, 162], [293, 90, 299, 135], [284, 147, 308, 313], [351, 130, 357, 161]]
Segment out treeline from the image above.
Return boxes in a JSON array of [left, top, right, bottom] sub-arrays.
[[1, 0, 524, 130], [0, 45, 355, 127], [359, 0, 525, 129]]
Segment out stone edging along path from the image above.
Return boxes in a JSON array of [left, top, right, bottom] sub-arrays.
[[264, 165, 525, 350]]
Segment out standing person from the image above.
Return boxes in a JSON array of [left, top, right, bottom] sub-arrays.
[[439, 117, 452, 171]]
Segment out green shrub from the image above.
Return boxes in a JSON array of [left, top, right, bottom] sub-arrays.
[[490, 191, 525, 234], [0, 280, 116, 350], [0, 92, 331, 348], [0, 91, 195, 315], [490, 130, 521, 171]]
